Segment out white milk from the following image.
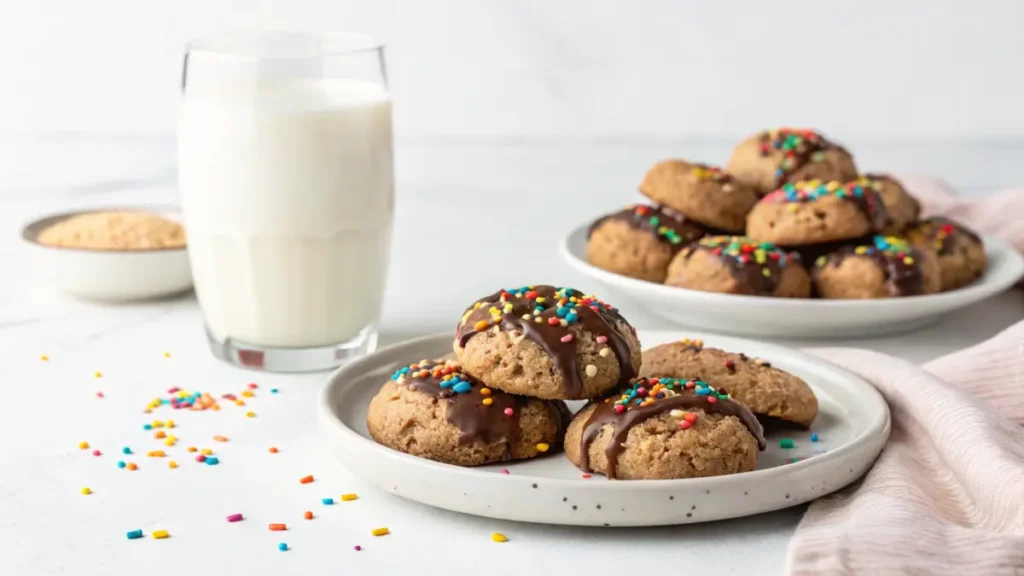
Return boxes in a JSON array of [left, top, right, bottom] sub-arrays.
[[178, 79, 393, 348]]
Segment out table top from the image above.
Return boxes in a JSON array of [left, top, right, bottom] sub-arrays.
[[2, 137, 1021, 575]]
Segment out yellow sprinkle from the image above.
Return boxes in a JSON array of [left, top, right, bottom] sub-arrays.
[[152, 530, 169, 539], [94, 371, 102, 378], [341, 493, 358, 502], [535, 297, 545, 303], [78, 441, 89, 450], [163, 438, 175, 446], [40, 355, 49, 362], [473, 320, 489, 331], [152, 420, 164, 428], [177, 391, 188, 399], [372, 527, 390, 537], [754, 250, 766, 264], [187, 446, 197, 453], [81, 487, 91, 495], [669, 409, 685, 418], [147, 450, 166, 458], [168, 461, 178, 469], [762, 268, 771, 277], [536, 443, 550, 453], [163, 352, 171, 358], [212, 405, 221, 411], [166, 420, 175, 429], [787, 204, 799, 212], [855, 246, 868, 255], [201, 448, 213, 455], [242, 390, 254, 398], [482, 398, 493, 406], [235, 400, 245, 406], [480, 388, 492, 396], [492, 532, 508, 543], [246, 411, 255, 418], [903, 256, 914, 265]]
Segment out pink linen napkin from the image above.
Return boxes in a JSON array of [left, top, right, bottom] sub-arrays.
[[786, 321, 1024, 575]]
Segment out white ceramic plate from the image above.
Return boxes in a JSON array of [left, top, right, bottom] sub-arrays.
[[21, 206, 193, 301], [559, 224, 1024, 337], [319, 330, 889, 527]]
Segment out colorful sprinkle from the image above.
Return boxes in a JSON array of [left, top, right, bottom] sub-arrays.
[[205, 456, 219, 465], [40, 355, 48, 361], [585, 364, 598, 377], [810, 433, 819, 442], [200, 448, 213, 456], [269, 447, 279, 453], [536, 443, 550, 453], [91, 450, 101, 457], [560, 334, 573, 343], [195, 455, 206, 463], [213, 435, 229, 442], [147, 450, 166, 458], [117, 460, 126, 469], [246, 411, 255, 418], [780, 438, 795, 449], [322, 498, 334, 505], [94, 371, 102, 378], [354, 545, 362, 551], [271, 388, 279, 394], [122, 447, 132, 454], [269, 524, 287, 531], [304, 511, 314, 520], [78, 441, 89, 450], [126, 462, 137, 471], [491, 532, 508, 543], [503, 408, 514, 417], [81, 487, 92, 495], [152, 530, 169, 539], [278, 542, 288, 551], [371, 527, 390, 537], [341, 494, 358, 502], [300, 475, 314, 484], [168, 460, 178, 469], [126, 529, 143, 540]]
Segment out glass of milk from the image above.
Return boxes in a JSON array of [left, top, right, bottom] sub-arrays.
[[178, 31, 393, 372]]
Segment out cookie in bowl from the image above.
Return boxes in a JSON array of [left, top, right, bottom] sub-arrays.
[[587, 204, 708, 283], [906, 217, 986, 291], [727, 128, 858, 195], [746, 179, 891, 246], [454, 286, 642, 400], [367, 359, 571, 466], [638, 160, 759, 232], [665, 236, 811, 297], [812, 235, 941, 298], [640, 339, 818, 429], [564, 376, 766, 480]]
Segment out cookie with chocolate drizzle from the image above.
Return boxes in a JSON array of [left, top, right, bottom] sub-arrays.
[[860, 174, 921, 234], [587, 204, 709, 283], [638, 160, 759, 231], [367, 359, 571, 466], [812, 235, 941, 298], [454, 286, 642, 400], [906, 217, 986, 291], [564, 376, 765, 480], [665, 236, 811, 297], [727, 128, 858, 195], [746, 179, 891, 246]]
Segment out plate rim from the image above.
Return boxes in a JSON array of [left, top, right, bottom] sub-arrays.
[[318, 330, 891, 492], [558, 222, 1024, 310]]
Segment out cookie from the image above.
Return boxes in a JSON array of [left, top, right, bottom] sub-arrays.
[[746, 180, 890, 246], [665, 236, 811, 297], [906, 217, 986, 291], [454, 286, 642, 400], [367, 359, 571, 466], [564, 376, 765, 480], [812, 235, 941, 298], [860, 174, 921, 234], [726, 128, 858, 195], [638, 160, 759, 231], [639, 339, 818, 428], [587, 204, 708, 283]]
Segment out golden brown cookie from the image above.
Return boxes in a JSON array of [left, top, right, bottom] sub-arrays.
[[638, 160, 759, 231], [906, 217, 986, 291], [367, 359, 571, 466], [586, 204, 708, 283], [454, 286, 642, 400], [746, 180, 890, 246], [640, 340, 818, 428], [665, 236, 811, 297], [812, 235, 941, 298], [564, 376, 765, 480], [859, 174, 921, 234], [726, 128, 858, 195]]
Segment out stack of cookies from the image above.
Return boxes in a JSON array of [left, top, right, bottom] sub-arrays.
[[368, 285, 819, 480], [587, 128, 987, 298]]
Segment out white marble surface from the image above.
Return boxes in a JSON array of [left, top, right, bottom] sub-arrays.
[[1, 137, 1022, 575]]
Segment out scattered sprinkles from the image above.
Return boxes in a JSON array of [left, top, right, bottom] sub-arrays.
[[686, 236, 794, 281], [491, 532, 508, 543], [608, 377, 730, 416], [759, 129, 836, 183], [341, 493, 358, 502], [126, 529, 144, 540], [152, 530, 169, 540], [616, 204, 692, 246], [371, 527, 390, 537], [269, 524, 287, 531], [691, 163, 730, 182], [322, 498, 334, 505]]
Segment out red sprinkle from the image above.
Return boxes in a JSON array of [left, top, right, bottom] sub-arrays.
[[560, 334, 573, 343], [595, 335, 608, 344], [500, 468, 510, 474], [581, 474, 592, 479], [167, 387, 180, 394], [269, 523, 287, 531], [547, 317, 560, 326], [299, 475, 314, 484], [503, 408, 514, 417], [92, 450, 102, 456], [679, 420, 692, 430], [354, 545, 362, 551], [95, 392, 104, 398], [684, 413, 697, 423], [614, 405, 625, 414], [248, 382, 258, 389], [195, 455, 206, 462], [707, 396, 718, 404], [303, 511, 313, 520]]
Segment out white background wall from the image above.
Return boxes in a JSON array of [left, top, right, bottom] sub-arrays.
[[2, 0, 1023, 140]]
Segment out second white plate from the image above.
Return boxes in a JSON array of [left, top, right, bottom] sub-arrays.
[[319, 330, 889, 527], [559, 224, 1024, 338]]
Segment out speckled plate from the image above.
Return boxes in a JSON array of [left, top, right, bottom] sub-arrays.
[[318, 330, 889, 527], [560, 224, 1024, 337]]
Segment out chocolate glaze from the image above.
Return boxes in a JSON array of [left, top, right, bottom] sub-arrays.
[[588, 205, 709, 252], [780, 235, 873, 267], [759, 129, 849, 188], [457, 286, 635, 398], [400, 361, 570, 456], [820, 246, 925, 296], [678, 239, 799, 296], [579, 390, 766, 479]]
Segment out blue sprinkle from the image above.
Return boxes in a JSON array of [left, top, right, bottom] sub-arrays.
[[439, 379, 454, 389], [452, 382, 471, 394], [143, 424, 152, 431], [695, 387, 711, 396], [278, 542, 288, 551], [810, 433, 820, 443], [556, 307, 568, 318], [399, 367, 409, 375], [565, 312, 579, 323], [126, 529, 144, 540], [205, 457, 220, 465], [271, 388, 278, 394], [117, 460, 126, 469], [634, 399, 643, 405], [122, 447, 132, 455], [322, 498, 334, 505], [775, 168, 784, 177]]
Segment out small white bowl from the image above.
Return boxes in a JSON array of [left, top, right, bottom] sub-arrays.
[[560, 223, 1024, 338], [21, 206, 193, 302]]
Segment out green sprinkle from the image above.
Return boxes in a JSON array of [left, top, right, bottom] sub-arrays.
[[780, 438, 795, 449]]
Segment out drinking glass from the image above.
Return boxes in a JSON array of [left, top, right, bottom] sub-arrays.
[[178, 31, 393, 372]]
